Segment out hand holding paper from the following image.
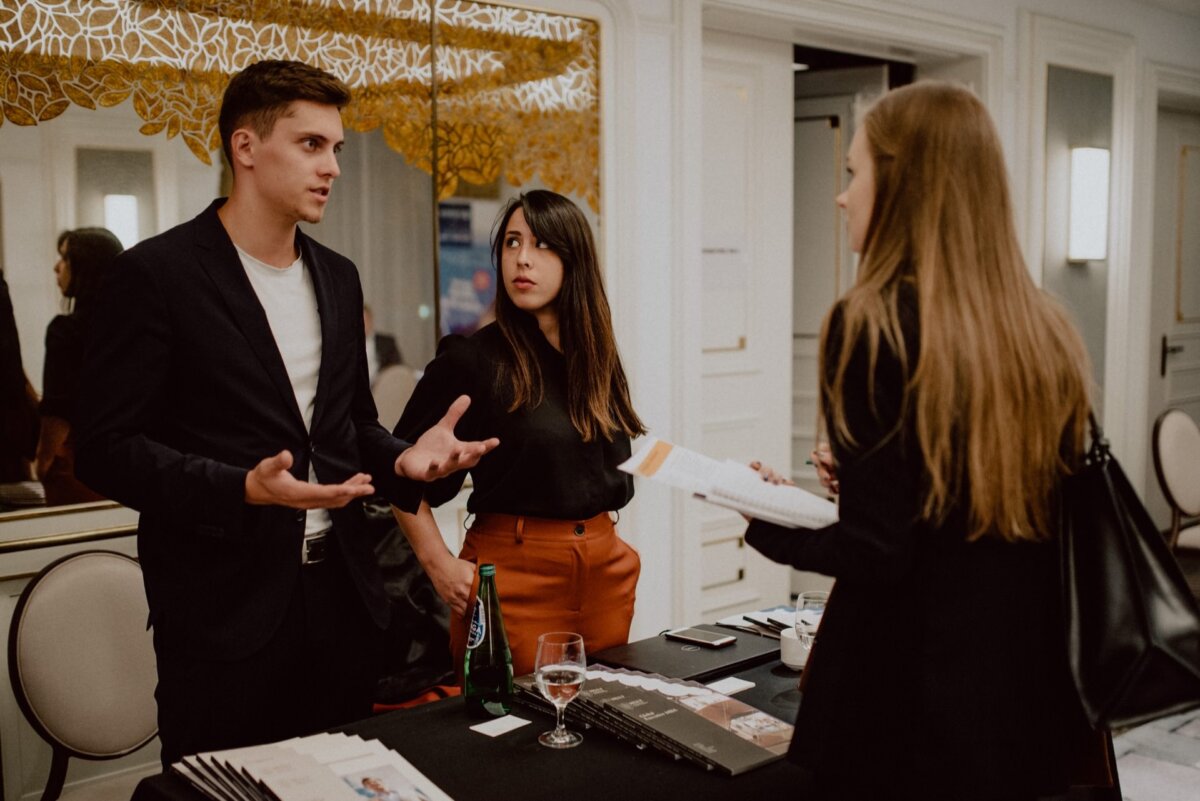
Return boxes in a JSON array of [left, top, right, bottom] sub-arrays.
[[619, 437, 838, 529]]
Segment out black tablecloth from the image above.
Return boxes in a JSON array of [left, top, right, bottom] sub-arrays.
[[131, 659, 808, 801]]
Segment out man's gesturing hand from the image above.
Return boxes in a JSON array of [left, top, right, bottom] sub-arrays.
[[245, 450, 375, 508], [395, 395, 499, 482]]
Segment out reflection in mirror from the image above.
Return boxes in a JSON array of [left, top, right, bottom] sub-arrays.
[[432, 1, 600, 339], [319, 128, 436, 371], [76, 148, 157, 249], [0, 0, 601, 518], [1042, 65, 1113, 413]]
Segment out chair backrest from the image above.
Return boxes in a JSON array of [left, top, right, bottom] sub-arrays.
[[8, 550, 157, 761], [373, 364, 419, 431], [1153, 408, 1200, 518]]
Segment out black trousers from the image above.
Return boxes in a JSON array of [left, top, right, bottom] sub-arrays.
[[153, 544, 383, 768]]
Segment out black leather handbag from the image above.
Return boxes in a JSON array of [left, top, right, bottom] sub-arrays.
[[1060, 413, 1200, 729]]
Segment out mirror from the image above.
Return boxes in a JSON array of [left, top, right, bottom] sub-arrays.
[[1042, 65, 1114, 413], [0, 0, 600, 515]]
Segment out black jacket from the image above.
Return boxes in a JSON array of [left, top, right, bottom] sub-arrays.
[[746, 298, 1085, 799], [76, 200, 421, 660]]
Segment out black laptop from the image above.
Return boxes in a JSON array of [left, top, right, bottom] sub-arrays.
[[590, 624, 780, 683]]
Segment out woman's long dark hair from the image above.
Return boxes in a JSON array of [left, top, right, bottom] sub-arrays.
[[58, 227, 122, 315], [491, 190, 645, 442]]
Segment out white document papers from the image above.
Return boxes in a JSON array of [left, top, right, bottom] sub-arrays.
[[173, 733, 453, 801], [619, 437, 838, 529]]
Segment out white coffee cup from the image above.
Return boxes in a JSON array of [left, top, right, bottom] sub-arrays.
[[779, 628, 811, 670]]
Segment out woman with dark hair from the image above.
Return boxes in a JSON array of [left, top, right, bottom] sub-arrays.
[[746, 81, 1096, 799], [36, 227, 122, 504], [392, 190, 645, 676]]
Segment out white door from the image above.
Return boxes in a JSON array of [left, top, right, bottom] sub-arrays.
[[698, 30, 793, 620], [1146, 107, 1200, 528]]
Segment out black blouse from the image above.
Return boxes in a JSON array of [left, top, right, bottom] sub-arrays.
[[40, 313, 82, 422], [393, 322, 634, 519]]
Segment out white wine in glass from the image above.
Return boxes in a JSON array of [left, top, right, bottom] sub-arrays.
[[534, 632, 586, 749]]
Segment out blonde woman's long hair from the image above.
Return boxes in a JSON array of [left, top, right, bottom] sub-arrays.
[[821, 81, 1092, 542]]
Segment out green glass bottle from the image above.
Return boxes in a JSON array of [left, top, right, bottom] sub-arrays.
[[463, 563, 514, 717]]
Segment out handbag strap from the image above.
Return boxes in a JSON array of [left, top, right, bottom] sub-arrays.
[[1085, 410, 1110, 465]]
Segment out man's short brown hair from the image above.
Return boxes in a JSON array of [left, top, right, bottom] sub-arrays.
[[218, 60, 351, 166]]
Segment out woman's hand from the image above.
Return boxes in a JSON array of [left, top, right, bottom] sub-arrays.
[[748, 460, 794, 485], [427, 553, 476, 617], [811, 442, 839, 495], [34, 415, 70, 480]]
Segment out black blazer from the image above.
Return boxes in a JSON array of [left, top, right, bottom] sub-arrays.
[[76, 200, 421, 661], [746, 299, 1085, 799]]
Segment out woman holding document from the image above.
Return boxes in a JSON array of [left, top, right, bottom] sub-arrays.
[[392, 190, 645, 676], [745, 82, 1095, 800]]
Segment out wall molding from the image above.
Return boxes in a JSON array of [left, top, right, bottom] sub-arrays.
[[1017, 11, 1138, 472]]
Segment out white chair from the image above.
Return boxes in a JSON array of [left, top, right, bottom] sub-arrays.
[[1152, 408, 1200, 551], [372, 364, 419, 432], [8, 550, 158, 801]]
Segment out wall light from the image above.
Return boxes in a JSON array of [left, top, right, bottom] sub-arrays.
[[103, 194, 139, 250], [1068, 147, 1109, 262]]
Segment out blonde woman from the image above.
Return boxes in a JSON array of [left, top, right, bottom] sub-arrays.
[[747, 82, 1094, 799]]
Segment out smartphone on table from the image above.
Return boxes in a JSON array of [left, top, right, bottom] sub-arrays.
[[663, 627, 736, 649]]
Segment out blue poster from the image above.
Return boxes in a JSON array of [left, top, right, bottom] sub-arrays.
[[438, 201, 498, 337]]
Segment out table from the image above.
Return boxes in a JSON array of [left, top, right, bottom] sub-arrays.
[[131, 659, 809, 801]]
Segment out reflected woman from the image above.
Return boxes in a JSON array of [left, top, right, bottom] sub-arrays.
[[392, 190, 645, 676], [0, 271, 39, 485], [746, 82, 1095, 799], [37, 227, 122, 505]]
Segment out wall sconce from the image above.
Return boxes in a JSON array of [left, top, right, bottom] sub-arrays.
[[1068, 146, 1110, 262]]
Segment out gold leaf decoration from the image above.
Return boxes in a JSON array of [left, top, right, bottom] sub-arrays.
[[0, 0, 600, 210]]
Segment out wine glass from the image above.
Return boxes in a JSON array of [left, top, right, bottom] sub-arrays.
[[794, 590, 829, 661], [534, 631, 587, 749]]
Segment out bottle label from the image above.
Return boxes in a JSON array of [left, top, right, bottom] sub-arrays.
[[466, 600, 486, 650]]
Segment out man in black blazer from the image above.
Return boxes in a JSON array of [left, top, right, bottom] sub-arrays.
[[75, 60, 497, 766]]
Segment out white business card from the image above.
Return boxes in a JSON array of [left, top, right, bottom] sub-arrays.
[[469, 715, 532, 737], [706, 676, 756, 695]]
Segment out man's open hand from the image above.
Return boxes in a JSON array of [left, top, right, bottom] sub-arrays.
[[245, 450, 375, 508], [395, 395, 499, 481]]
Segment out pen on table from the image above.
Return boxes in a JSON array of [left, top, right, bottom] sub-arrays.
[[744, 614, 785, 632]]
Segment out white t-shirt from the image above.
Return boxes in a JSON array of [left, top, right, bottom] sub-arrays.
[[236, 245, 330, 536]]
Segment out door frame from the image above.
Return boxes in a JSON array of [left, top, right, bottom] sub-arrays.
[[689, 0, 1002, 619]]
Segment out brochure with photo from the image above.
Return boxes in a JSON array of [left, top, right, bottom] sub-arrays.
[[515, 665, 792, 775], [172, 734, 452, 801]]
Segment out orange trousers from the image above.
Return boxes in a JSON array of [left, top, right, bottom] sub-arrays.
[[450, 512, 640, 677]]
